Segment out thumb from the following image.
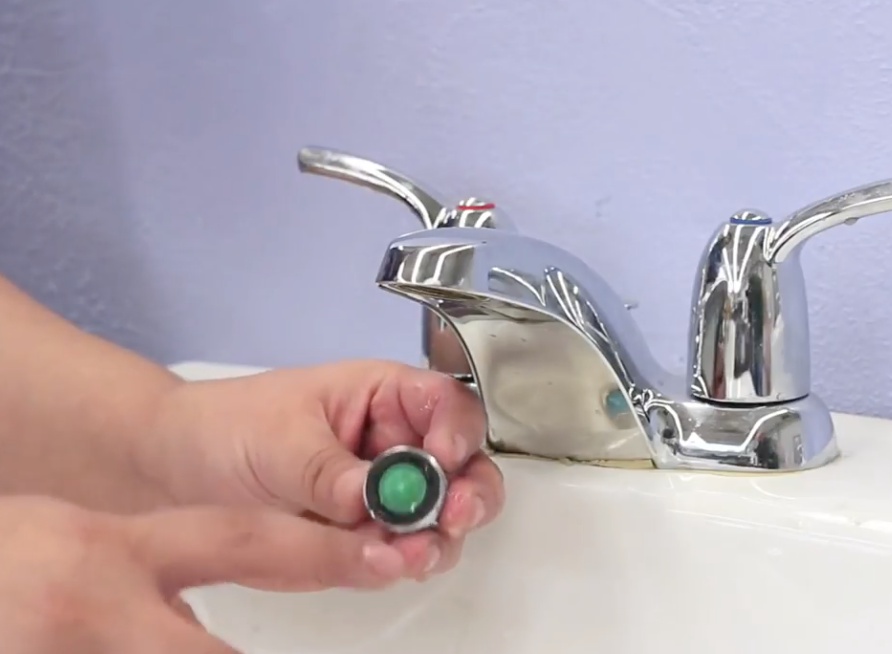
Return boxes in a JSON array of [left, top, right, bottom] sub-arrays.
[[126, 506, 405, 594], [250, 417, 370, 524]]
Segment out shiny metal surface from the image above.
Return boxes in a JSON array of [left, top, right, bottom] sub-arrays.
[[374, 222, 844, 472], [297, 147, 513, 231], [691, 179, 892, 404], [298, 146, 445, 229], [297, 146, 513, 383]]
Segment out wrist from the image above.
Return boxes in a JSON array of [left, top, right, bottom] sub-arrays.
[[0, 364, 187, 515], [107, 373, 191, 513], [137, 378, 236, 508]]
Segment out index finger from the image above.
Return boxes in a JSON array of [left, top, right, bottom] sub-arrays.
[[125, 506, 405, 594]]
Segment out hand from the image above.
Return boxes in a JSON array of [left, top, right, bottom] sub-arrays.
[[146, 360, 506, 581], [0, 495, 408, 653]]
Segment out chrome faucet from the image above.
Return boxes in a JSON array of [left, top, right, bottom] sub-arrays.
[[373, 178, 892, 473], [297, 146, 514, 382]]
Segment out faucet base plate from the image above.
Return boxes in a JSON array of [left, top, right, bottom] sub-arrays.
[[644, 392, 840, 473]]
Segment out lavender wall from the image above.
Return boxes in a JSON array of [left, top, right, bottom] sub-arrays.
[[1, 0, 891, 417]]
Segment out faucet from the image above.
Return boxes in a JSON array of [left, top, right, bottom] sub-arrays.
[[297, 146, 514, 383], [373, 178, 892, 473]]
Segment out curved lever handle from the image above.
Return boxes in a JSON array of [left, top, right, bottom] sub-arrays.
[[297, 147, 446, 229], [767, 179, 892, 262]]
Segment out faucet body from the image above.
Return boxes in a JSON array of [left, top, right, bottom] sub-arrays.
[[297, 147, 513, 383], [374, 179, 892, 473]]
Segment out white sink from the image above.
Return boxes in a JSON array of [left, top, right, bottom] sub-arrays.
[[173, 361, 892, 654]]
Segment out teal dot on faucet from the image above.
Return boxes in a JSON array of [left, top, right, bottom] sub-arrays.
[[605, 389, 629, 418]]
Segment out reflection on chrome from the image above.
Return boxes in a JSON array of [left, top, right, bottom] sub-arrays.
[[374, 178, 892, 473]]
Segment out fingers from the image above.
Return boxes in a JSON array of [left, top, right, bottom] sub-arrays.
[[419, 377, 488, 472], [251, 363, 489, 528], [354, 522, 462, 581], [364, 367, 487, 471], [357, 365, 502, 582], [243, 413, 370, 525], [388, 529, 465, 580], [388, 453, 502, 580], [353, 453, 503, 582], [438, 452, 505, 538], [224, 361, 500, 586], [391, 371, 502, 537], [126, 506, 405, 595]]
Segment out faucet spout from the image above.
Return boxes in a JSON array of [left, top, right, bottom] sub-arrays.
[[376, 228, 839, 471], [376, 227, 660, 463], [297, 145, 516, 384]]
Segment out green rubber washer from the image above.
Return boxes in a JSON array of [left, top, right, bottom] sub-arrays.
[[378, 462, 429, 515], [363, 445, 447, 534]]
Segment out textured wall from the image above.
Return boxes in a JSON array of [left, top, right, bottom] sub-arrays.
[[1, 0, 891, 417]]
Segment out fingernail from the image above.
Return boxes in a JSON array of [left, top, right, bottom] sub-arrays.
[[424, 545, 442, 574], [363, 542, 404, 578], [469, 497, 486, 530], [451, 433, 467, 464]]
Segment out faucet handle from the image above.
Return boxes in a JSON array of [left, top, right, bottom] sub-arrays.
[[298, 146, 448, 229], [689, 177, 892, 406], [767, 178, 892, 262], [298, 146, 514, 232]]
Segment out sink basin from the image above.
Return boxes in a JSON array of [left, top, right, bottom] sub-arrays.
[[173, 361, 892, 654]]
